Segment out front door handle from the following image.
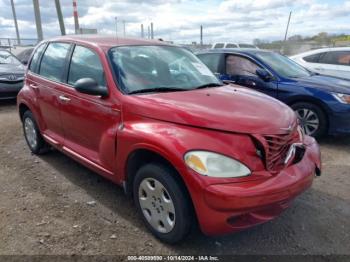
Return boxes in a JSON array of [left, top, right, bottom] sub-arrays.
[[59, 95, 71, 102]]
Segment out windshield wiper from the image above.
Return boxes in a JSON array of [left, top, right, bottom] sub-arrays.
[[128, 87, 186, 95], [193, 83, 223, 90]]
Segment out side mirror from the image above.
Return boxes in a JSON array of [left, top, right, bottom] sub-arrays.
[[74, 78, 108, 97], [256, 68, 273, 81]]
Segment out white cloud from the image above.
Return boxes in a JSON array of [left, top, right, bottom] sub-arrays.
[[0, 0, 349, 44]]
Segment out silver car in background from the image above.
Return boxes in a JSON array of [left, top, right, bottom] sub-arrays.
[[290, 47, 350, 80]]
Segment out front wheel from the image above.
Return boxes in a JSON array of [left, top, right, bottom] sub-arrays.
[[291, 102, 327, 138], [133, 163, 192, 244]]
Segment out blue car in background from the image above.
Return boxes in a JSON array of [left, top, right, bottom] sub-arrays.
[[197, 49, 350, 138]]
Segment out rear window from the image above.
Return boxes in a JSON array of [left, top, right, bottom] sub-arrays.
[[239, 44, 255, 48], [39, 42, 70, 82]]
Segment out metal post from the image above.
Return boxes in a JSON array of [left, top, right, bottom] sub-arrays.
[[123, 20, 126, 37], [284, 11, 292, 42], [147, 26, 150, 39], [73, 0, 80, 34], [141, 24, 144, 38], [10, 0, 20, 45], [55, 0, 66, 35], [151, 22, 154, 39], [281, 11, 292, 53], [33, 0, 43, 41], [115, 17, 118, 37], [200, 25, 203, 46]]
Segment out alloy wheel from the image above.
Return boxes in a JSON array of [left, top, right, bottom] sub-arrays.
[[295, 108, 320, 136]]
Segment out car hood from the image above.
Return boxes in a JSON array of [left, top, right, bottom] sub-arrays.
[[0, 63, 24, 75], [125, 85, 297, 135], [292, 74, 350, 94]]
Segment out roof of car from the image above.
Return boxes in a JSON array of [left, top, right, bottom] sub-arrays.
[[47, 34, 172, 50]]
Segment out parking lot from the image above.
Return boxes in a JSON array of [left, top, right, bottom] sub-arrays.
[[0, 100, 349, 255]]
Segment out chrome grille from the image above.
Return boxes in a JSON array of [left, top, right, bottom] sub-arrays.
[[263, 130, 299, 172]]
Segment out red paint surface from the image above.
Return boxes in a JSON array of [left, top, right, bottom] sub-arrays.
[[18, 36, 321, 235]]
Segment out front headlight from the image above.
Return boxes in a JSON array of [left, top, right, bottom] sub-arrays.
[[184, 151, 251, 178], [332, 93, 350, 104]]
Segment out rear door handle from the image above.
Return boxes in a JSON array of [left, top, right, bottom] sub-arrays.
[[30, 83, 39, 89], [59, 95, 71, 102]]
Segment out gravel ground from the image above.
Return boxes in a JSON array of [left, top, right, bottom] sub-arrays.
[[0, 100, 349, 256]]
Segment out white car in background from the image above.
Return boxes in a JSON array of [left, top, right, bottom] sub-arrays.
[[290, 47, 350, 80], [211, 42, 259, 49]]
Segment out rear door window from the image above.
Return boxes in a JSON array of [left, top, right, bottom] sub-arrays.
[[39, 42, 71, 82], [319, 51, 350, 66], [303, 53, 323, 63], [68, 45, 105, 86]]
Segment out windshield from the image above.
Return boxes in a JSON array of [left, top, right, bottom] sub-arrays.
[[108, 45, 221, 94], [256, 52, 311, 78], [0, 50, 21, 65]]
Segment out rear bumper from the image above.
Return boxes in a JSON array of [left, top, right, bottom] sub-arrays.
[[193, 136, 321, 236], [0, 81, 23, 99]]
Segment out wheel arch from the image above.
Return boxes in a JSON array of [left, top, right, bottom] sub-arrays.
[[285, 95, 330, 132], [18, 102, 32, 121], [124, 147, 198, 228]]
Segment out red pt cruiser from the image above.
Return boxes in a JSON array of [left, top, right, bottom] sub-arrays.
[[17, 36, 321, 243]]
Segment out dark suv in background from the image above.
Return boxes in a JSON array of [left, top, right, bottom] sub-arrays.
[[0, 49, 25, 100]]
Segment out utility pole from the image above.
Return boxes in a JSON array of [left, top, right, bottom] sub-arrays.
[[200, 25, 203, 46], [55, 0, 66, 35], [73, 0, 80, 34], [32, 0, 43, 41], [10, 0, 20, 45], [141, 24, 144, 38], [115, 17, 118, 36], [123, 20, 126, 37], [281, 11, 292, 54], [284, 11, 292, 42], [150, 22, 154, 39]]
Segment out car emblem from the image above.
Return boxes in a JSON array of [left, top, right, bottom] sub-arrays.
[[7, 75, 17, 81]]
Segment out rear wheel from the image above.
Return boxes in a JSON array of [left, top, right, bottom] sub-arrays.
[[133, 163, 192, 244], [291, 102, 327, 138], [22, 111, 49, 154]]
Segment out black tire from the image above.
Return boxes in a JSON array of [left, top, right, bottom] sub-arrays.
[[133, 163, 192, 244], [22, 111, 49, 154], [291, 102, 327, 138]]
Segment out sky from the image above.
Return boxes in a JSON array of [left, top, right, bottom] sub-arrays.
[[0, 0, 350, 44]]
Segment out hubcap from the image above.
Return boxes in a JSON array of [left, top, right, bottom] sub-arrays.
[[295, 108, 320, 136], [138, 178, 175, 233], [24, 118, 38, 149]]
